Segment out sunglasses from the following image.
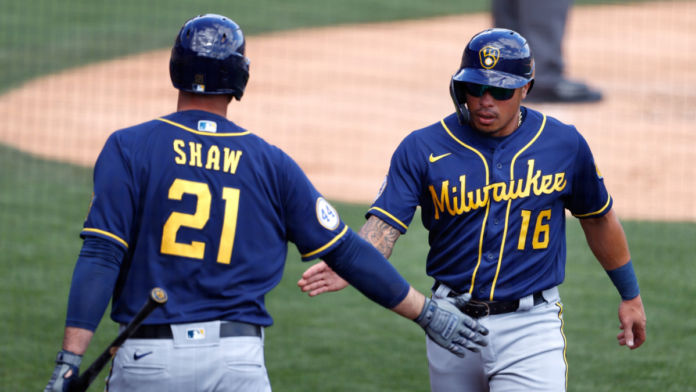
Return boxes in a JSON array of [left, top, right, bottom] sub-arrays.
[[462, 82, 516, 101]]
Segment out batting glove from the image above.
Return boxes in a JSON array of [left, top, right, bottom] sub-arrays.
[[415, 294, 489, 358], [44, 350, 81, 392]]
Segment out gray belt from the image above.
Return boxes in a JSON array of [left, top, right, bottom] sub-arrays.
[[128, 321, 262, 339]]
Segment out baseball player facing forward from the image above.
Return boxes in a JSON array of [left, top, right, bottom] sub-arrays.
[[43, 15, 489, 392], [299, 29, 647, 391]]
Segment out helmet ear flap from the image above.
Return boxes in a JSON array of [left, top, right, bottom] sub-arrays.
[[450, 79, 470, 125]]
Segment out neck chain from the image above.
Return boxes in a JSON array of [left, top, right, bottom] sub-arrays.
[[517, 110, 523, 128]]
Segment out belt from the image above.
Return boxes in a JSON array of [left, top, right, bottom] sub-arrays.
[[433, 282, 545, 318], [129, 321, 262, 339]]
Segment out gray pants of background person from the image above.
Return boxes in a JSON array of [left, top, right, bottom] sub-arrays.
[[107, 321, 272, 392], [427, 286, 567, 392], [492, 0, 573, 91]]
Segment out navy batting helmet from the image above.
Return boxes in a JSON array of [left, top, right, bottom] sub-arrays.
[[170, 14, 250, 100], [450, 28, 535, 124]]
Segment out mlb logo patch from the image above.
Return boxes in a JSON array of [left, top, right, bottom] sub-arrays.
[[198, 120, 217, 133], [193, 84, 205, 92], [187, 328, 205, 340]]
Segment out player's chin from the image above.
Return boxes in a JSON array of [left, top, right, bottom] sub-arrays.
[[471, 122, 502, 135]]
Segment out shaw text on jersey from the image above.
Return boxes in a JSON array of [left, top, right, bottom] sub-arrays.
[[173, 139, 243, 174]]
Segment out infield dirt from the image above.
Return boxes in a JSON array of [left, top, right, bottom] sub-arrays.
[[1, 1, 694, 220]]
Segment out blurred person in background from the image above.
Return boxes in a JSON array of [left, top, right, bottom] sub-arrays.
[[493, 0, 603, 103]]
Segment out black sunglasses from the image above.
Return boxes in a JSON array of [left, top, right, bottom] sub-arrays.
[[463, 82, 516, 101]]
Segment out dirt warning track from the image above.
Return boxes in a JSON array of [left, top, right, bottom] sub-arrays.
[[1, 1, 695, 221]]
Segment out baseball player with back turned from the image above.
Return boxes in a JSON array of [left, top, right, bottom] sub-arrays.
[[299, 29, 647, 391], [43, 14, 489, 392]]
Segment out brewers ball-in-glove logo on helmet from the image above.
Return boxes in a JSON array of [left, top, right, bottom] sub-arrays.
[[479, 46, 500, 69], [449, 29, 535, 124], [170, 14, 251, 100]]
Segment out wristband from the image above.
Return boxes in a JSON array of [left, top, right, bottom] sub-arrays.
[[56, 349, 82, 367], [414, 297, 433, 328], [605, 260, 640, 301]]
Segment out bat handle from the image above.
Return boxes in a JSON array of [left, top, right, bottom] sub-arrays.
[[69, 288, 168, 392]]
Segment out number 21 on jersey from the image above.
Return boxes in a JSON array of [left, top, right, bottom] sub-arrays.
[[161, 179, 240, 264]]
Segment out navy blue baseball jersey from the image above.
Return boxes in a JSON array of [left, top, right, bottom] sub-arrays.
[[368, 108, 611, 301], [82, 110, 348, 326]]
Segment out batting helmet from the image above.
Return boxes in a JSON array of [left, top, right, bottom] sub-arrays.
[[449, 28, 535, 124], [170, 14, 250, 100]]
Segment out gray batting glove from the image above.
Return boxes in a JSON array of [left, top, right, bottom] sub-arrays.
[[44, 350, 81, 392], [415, 294, 489, 358]]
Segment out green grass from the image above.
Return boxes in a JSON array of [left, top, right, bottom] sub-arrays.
[[0, 0, 492, 95], [0, 0, 671, 94], [1, 144, 695, 391]]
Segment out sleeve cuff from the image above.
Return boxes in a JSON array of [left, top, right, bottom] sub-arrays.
[[366, 207, 409, 234], [572, 195, 613, 219], [65, 319, 99, 332], [81, 228, 129, 249], [300, 225, 349, 261]]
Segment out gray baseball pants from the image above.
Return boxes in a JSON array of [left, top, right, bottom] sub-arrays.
[[106, 321, 272, 392], [492, 0, 574, 91], [427, 286, 567, 391]]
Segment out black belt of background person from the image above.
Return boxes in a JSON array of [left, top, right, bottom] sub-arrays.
[[433, 281, 545, 318], [128, 321, 262, 339]]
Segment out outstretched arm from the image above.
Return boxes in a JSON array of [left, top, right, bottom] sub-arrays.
[[579, 208, 646, 350], [310, 227, 488, 357], [358, 215, 402, 259], [298, 215, 401, 296]]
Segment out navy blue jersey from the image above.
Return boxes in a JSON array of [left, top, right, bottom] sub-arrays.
[[82, 110, 347, 326], [369, 109, 611, 301]]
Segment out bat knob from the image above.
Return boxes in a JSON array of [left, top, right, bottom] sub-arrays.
[[151, 287, 168, 304]]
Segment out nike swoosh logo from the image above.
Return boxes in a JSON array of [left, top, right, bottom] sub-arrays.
[[429, 153, 451, 163], [133, 351, 153, 360]]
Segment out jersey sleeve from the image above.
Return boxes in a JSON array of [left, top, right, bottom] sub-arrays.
[[81, 132, 137, 249], [280, 152, 348, 261], [366, 135, 422, 234], [565, 131, 613, 219]]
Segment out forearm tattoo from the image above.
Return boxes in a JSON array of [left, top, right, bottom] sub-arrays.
[[357, 215, 401, 259]]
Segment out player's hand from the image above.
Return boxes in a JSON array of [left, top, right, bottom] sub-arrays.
[[415, 294, 489, 358], [297, 261, 349, 297], [44, 350, 82, 392], [617, 294, 646, 350]]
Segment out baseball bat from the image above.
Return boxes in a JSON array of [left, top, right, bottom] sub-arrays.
[[69, 287, 168, 392]]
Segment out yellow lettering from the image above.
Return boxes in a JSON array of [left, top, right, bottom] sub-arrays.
[[205, 146, 221, 171], [173, 140, 186, 165], [518, 210, 532, 250], [223, 148, 243, 174], [554, 173, 567, 192], [189, 142, 203, 167], [429, 181, 450, 220], [161, 179, 211, 259], [454, 176, 471, 214], [523, 160, 539, 198], [431, 162, 566, 216], [492, 182, 508, 202], [474, 188, 488, 208], [539, 174, 554, 195], [507, 179, 525, 200], [532, 210, 551, 249], [217, 188, 241, 264]]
